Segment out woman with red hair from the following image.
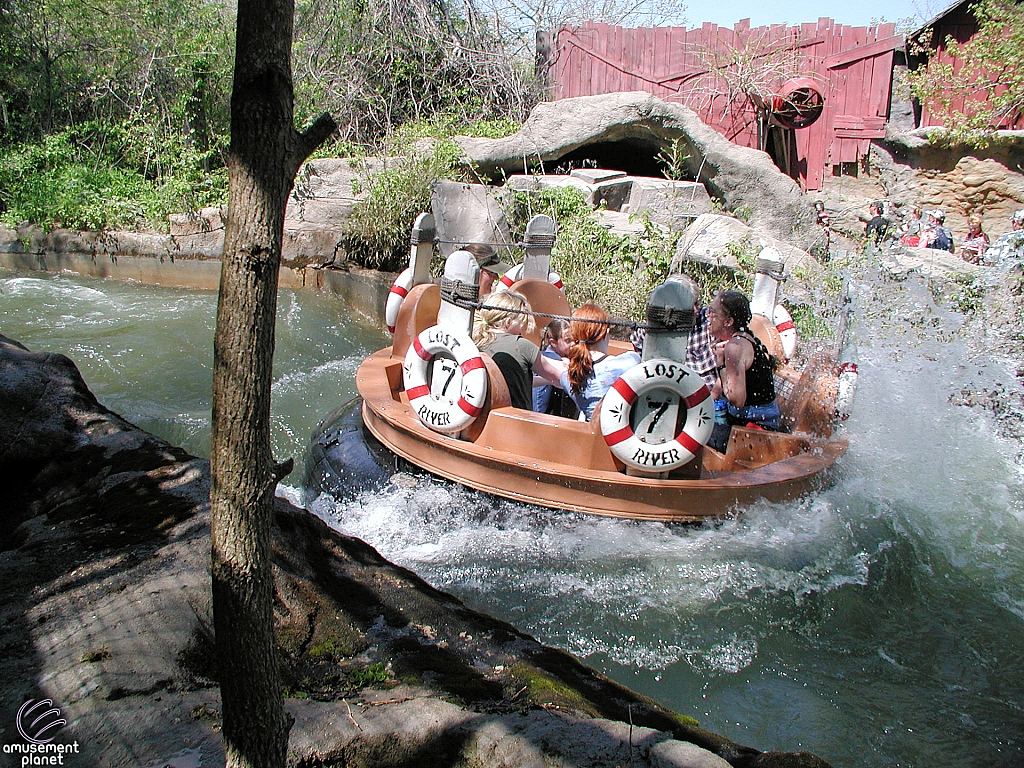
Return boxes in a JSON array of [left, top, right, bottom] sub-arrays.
[[559, 304, 641, 420]]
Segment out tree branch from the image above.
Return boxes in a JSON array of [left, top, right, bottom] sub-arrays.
[[289, 111, 337, 174]]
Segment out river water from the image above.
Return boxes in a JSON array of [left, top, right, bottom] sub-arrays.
[[2, 267, 1022, 768]]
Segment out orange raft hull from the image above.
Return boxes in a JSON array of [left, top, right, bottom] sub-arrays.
[[356, 345, 849, 523]]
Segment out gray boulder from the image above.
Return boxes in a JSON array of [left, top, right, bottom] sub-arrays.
[[672, 214, 820, 303], [431, 179, 515, 256], [454, 92, 819, 250]]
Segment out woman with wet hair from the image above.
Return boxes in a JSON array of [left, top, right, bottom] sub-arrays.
[[472, 290, 564, 410], [560, 304, 641, 421], [707, 290, 781, 451]]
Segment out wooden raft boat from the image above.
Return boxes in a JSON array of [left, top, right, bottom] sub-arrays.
[[340, 216, 852, 523]]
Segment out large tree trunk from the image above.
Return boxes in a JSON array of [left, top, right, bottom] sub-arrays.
[[210, 0, 335, 764]]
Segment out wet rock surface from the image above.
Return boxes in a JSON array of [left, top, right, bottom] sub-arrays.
[[0, 333, 833, 768]]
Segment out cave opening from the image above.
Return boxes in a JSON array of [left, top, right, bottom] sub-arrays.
[[537, 139, 693, 181]]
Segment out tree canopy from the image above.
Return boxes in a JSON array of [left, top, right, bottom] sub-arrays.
[[0, 0, 532, 230]]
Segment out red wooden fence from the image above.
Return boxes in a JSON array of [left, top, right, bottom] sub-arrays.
[[551, 19, 901, 191]]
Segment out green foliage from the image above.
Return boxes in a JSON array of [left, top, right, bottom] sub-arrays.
[[386, 114, 521, 150], [905, 0, 1024, 146], [656, 138, 691, 181], [731, 205, 754, 224], [505, 186, 675, 321], [723, 236, 758, 273], [789, 303, 832, 339], [0, 124, 227, 230], [948, 273, 986, 314], [2, 0, 526, 230], [0, 0, 232, 229], [340, 141, 470, 270], [347, 662, 390, 687]]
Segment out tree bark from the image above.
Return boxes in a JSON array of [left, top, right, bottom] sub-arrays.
[[210, 0, 335, 764]]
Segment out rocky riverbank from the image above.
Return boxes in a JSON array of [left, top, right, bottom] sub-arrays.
[[0, 333, 834, 767]]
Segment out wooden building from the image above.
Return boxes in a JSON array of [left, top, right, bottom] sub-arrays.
[[908, 0, 1024, 130], [550, 19, 902, 191]]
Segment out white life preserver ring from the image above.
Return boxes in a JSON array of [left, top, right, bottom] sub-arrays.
[[773, 303, 798, 360], [402, 325, 488, 434], [496, 263, 564, 292], [385, 268, 415, 334], [599, 359, 714, 471]]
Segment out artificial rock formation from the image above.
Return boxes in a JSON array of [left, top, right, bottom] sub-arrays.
[[453, 92, 820, 251]]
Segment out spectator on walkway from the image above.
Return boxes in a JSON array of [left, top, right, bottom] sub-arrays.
[[958, 215, 989, 264]]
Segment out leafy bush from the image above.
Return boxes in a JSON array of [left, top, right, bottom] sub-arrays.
[[339, 140, 471, 270], [0, 126, 227, 231]]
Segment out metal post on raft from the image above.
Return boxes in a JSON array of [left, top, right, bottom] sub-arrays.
[[437, 249, 480, 333], [409, 213, 435, 286], [750, 246, 785, 318], [632, 279, 701, 479], [641, 279, 696, 363], [521, 214, 555, 280]]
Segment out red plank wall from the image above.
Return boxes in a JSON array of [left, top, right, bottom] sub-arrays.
[[916, 4, 1023, 130], [552, 19, 900, 191]]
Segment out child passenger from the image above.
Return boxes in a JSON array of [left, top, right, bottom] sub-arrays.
[[472, 291, 564, 410], [532, 318, 573, 413]]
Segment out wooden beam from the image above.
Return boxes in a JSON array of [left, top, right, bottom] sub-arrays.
[[825, 35, 903, 68]]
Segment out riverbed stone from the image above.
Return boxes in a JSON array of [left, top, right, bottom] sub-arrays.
[[627, 177, 714, 230], [672, 214, 819, 304], [430, 179, 515, 257], [876, 245, 987, 281]]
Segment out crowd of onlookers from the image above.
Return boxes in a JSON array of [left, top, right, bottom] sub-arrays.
[[847, 200, 1024, 266]]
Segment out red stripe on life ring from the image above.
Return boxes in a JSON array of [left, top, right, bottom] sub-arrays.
[[406, 384, 430, 400], [389, 284, 409, 299], [461, 356, 485, 375], [387, 324, 397, 334], [676, 429, 703, 456], [776, 320, 796, 333], [457, 397, 482, 417], [839, 362, 858, 374], [500, 274, 516, 288], [611, 377, 638, 405], [603, 425, 634, 447], [413, 337, 431, 361], [683, 385, 711, 410]]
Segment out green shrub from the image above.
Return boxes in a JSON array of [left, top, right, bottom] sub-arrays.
[[0, 123, 227, 231], [339, 140, 471, 271]]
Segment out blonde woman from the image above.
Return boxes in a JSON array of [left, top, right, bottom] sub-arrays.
[[472, 291, 564, 410]]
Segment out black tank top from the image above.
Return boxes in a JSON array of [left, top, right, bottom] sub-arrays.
[[737, 331, 776, 406]]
